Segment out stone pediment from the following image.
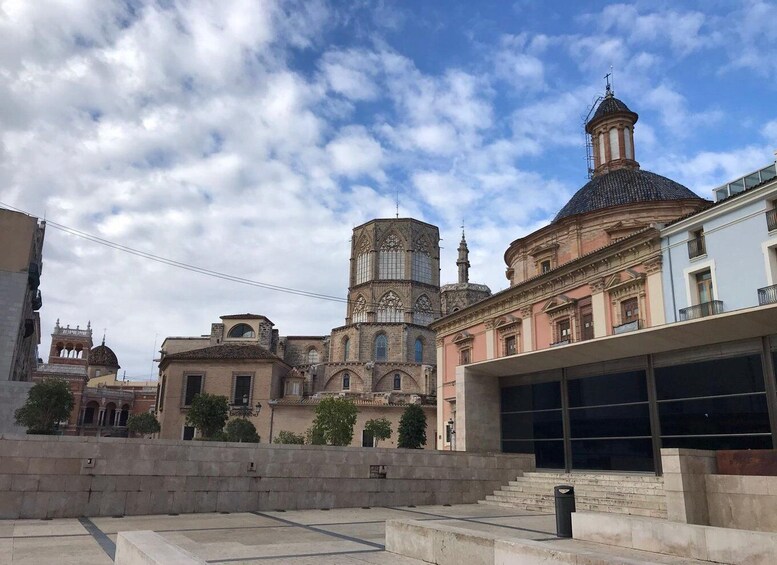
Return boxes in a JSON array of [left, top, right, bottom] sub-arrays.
[[542, 295, 575, 314], [495, 315, 521, 331], [452, 332, 474, 345], [528, 243, 560, 257]]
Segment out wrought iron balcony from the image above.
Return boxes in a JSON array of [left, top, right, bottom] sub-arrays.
[[679, 300, 724, 321], [32, 290, 42, 311], [687, 236, 706, 259], [767, 209, 777, 232], [613, 319, 642, 335], [758, 284, 777, 306]]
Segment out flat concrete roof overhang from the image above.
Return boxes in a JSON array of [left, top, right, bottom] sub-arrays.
[[467, 303, 777, 378]]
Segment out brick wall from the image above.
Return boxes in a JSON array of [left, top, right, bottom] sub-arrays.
[[0, 435, 534, 519]]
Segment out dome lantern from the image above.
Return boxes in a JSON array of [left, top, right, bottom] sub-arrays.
[[586, 86, 640, 177]]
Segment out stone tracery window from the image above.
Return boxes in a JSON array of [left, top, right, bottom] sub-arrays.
[[412, 236, 432, 284], [379, 234, 404, 279], [375, 334, 388, 361], [307, 349, 319, 364], [352, 295, 368, 323], [413, 294, 434, 325], [377, 291, 403, 323]]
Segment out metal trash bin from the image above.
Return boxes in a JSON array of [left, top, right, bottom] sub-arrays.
[[554, 485, 576, 538]]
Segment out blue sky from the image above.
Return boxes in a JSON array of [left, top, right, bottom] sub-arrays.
[[1, 0, 775, 378]]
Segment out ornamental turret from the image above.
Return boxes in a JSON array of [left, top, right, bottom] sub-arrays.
[[586, 84, 640, 177], [456, 231, 470, 283]]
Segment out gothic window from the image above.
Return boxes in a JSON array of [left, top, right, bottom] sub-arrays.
[[343, 372, 350, 390], [375, 334, 387, 361], [393, 373, 401, 390], [352, 295, 368, 323], [379, 234, 404, 279], [377, 291, 403, 323], [343, 337, 350, 362], [412, 249, 432, 284], [307, 349, 319, 364], [413, 294, 434, 325], [355, 253, 372, 285], [414, 338, 423, 363], [228, 323, 255, 338]]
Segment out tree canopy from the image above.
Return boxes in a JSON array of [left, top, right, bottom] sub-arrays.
[[185, 393, 229, 439], [15, 378, 74, 434], [274, 430, 305, 444], [126, 412, 161, 437], [225, 418, 260, 443], [364, 417, 392, 447], [397, 404, 427, 449], [309, 397, 358, 446]]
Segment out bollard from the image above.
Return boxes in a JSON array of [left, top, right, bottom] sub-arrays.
[[554, 485, 575, 538]]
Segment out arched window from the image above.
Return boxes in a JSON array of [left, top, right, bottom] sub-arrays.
[[375, 334, 387, 361], [307, 349, 319, 364], [609, 127, 620, 159], [228, 323, 255, 338], [343, 337, 350, 362], [414, 338, 423, 363], [379, 234, 404, 279], [352, 295, 368, 323], [355, 253, 372, 284], [393, 373, 401, 390], [413, 295, 434, 325], [343, 372, 350, 390], [377, 291, 403, 323], [412, 239, 432, 283], [598, 132, 605, 165], [624, 127, 633, 159]]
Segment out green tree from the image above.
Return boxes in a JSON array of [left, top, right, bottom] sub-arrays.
[[364, 417, 392, 447], [305, 426, 327, 445], [15, 378, 74, 434], [126, 412, 161, 438], [397, 404, 427, 449], [274, 430, 305, 444], [309, 397, 358, 446], [225, 418, 260, 443], [185, 393, 229, 439]]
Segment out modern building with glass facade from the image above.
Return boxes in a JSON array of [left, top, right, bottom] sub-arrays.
[[432, 90, 777, 474]]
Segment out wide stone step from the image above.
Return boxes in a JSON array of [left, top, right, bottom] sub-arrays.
[[521, 471, 663, 484], [504, 483, 665, 496], [480, 497, 667, 518], [512, 476, 664, 487], [486, 493, 665, 512]]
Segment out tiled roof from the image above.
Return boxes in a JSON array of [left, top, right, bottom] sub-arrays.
[[89, 344, 120, 368], [587, 94, 636, 128], [220, 314, 269, 320], [160, 343, 280, 365], [553, 168, 705, 223]]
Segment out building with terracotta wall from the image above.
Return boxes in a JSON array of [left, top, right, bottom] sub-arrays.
[[430, 88, 712, 467]]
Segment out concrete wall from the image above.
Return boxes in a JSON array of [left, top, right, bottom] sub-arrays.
[[0, 273, 27, 382], [0, 434, 534, 519], [0, 381, 34, 434]]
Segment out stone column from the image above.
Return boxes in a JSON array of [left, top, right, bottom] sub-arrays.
[[645, 257, 665, 326], [589, 278, 607, 338], [661, 448, 717, 525], [484, 320, 495, 360], [520, 306, 533, 352], [436, 337, 445, 449], [456, 365, 500, 452]]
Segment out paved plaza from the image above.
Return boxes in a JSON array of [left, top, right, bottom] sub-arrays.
[[0, 504, 558, 564]]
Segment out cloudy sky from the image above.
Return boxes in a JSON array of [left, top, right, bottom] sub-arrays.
[[2, 0, 776, 380]]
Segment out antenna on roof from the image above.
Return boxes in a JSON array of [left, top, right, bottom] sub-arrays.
[[395, 188, 399, 219]]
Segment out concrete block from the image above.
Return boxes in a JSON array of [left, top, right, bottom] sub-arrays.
[[125, 491, 152, 516], [115, 530, 206, 564], [385, 520, 435, 563], [99, 491, 128, 516], [37, 475, 68, 492], [11, 474, 39, 492], [47, 492, 88, 519], [148, 491, 173, 515], [0, 456, 29, 474], [0, 491, 22, 519], [705, 526, 777, 565], [27, 457, 60, 474], [193, 491, 218, 513], [19, 492, 49, 519]]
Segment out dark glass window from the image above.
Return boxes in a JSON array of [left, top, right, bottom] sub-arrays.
[[569, 404, 651, 439], [655, 355, 764, 400], [621, 297, 639, 323], [83, 406, 95, 424], [571, 438, 653, 472], [502, 439, 564, 469], [158, 377, 166, 411], [661, 435, 772, 450], [233, 375, 252, 405], [393, 373, 401, 390], [501, 410, 563, 440], [415, 338, 423, 363], [567, 371, 647, 407], [375, 335, 387, 361], [501, 381, 562, 412], [659, 395, 769, 436], [228, 323, 255, 338], [504, 335, 517, 356], [343, 372, 350, 390], [343, 337, 350, 361], [182, 426, 195, 441], [184, 375, 202, 406]]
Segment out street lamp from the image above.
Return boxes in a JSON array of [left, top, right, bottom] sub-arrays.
[[238, 395, 262, 419]]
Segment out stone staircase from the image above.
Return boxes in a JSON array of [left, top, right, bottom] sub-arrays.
[[479, 471, 667, 519]]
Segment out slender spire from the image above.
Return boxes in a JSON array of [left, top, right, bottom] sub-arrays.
[[456, 228, 470, 284]]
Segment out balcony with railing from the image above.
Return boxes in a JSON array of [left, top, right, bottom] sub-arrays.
[[758, 284, 777, 306], [550, 338, 571, 347], [679, 300, 724, 321], [714, 162, 777, 201], [613, 319, 642, 335], [767, 209, 777, 232], [687, 236, 706, 259]]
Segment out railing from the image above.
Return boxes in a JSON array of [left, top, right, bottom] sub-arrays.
[[687, 236, 706, 259], [613, 319, 642, 335], [32, 289, 42, 311], [758, 284, 777, 306], [679, 300, 724, 321], [713, 162, 777, 201], [767, 209, 777, 232], [550, 338, 571, 347]]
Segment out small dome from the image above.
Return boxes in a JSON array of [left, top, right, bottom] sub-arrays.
[[586, 93, 638, 131], [89, 344, 120, 369], [553, 168, 703, 223]]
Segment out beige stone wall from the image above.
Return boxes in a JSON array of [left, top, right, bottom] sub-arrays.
[[272, 404, 436, 448], [0, 435, 533, 519], [706, 475, 777, 533], [279, 336, 329, 366], [157, 360, 281, 442]]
